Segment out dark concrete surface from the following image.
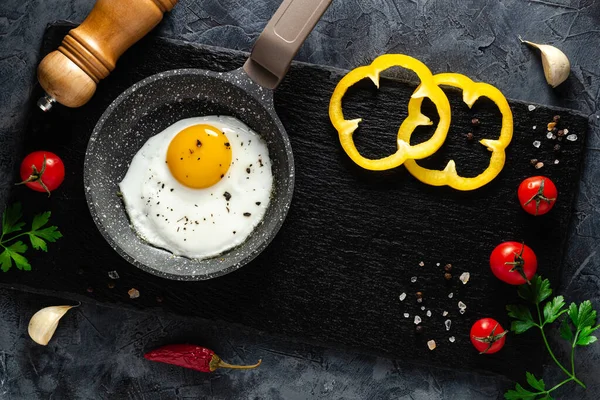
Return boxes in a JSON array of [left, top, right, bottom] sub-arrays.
[[1, 0, 599, 399]]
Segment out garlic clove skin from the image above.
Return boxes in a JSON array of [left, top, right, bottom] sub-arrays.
[[28, 305, 76, 346], [520, 37, 570, 88]]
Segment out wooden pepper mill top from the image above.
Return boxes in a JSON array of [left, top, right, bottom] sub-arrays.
[[37, 0, 178, 111]]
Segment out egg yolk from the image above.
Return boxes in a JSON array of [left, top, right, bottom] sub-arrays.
[[166, 124, 232, 189]]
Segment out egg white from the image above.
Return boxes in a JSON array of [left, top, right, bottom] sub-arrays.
[[119, 116, 273, 259]]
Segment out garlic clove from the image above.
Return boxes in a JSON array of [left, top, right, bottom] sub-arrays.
[[28, 305, 77, 346], [520, 37, 570, 88]]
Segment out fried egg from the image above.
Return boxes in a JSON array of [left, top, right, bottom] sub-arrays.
[[119, 116, 273, 259]]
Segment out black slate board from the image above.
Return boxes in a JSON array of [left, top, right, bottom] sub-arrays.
[[0, 23, 588, 379]]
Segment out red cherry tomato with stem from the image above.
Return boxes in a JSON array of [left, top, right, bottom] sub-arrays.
[[470, 318, 507, 354], [18, 151, 65, 196], [490, 241, 537, 285], [518, 176, 557, 216]]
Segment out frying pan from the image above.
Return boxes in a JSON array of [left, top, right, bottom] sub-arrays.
[[84, 0, 332, 280]]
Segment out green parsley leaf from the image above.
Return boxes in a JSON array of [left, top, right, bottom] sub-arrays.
[[576, 325, 598, 346], [4, 241, 31, 271], [504, 383, 538, 399], [543, 296, 566, 324], [2, 203, 25, 235], [526, 372, 545, 392], [518, 275, 552, 305], [507, 304, 536, 334], [569, 301, 597, 330], [32, 226, 62, 243], [0, 249, 12, 272], [560, 317, 573, 341], [31, 211, 51, 231], [29, 234, 47, 252]]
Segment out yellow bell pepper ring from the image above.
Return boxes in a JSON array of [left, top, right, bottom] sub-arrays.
[[329, 54, 452, 171], [399, 73, 513, 191]]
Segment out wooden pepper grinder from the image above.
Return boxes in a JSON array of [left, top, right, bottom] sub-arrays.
[[37, 0, 178, 111]]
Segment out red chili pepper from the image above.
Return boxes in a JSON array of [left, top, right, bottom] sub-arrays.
[[144, 344, 261, 373]]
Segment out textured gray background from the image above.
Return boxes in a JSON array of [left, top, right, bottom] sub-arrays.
[[1, 0, 599, 399]]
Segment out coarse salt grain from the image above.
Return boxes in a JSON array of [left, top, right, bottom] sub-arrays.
[[427, 340, 436, 350], [448, 292, 454, 299], [421, 306, 426, 311], [414, 315, 422, 325], [427, 310, 432, 317], [458, 301, 467, 310], [445, 319, 451, 331], [108, 271, 120, 280], [563, 129, 569, 135], [419, 261, 425, 267], [554, 159, 560, 165], [546, 132, 553, 139], [404, 313, 410, 318], [533, 140, 541, 148], [399, 292, 406, 301], [411, 276, 417, 283], [533, 125, 537, 130], [459, 272, 470, 284], [436, 263, 440, 266], [442, 311, 448, 317], [566, 134, 577, 141], [535, 162, 544, 169], [449, 336, 456, 343], [460, 309, 466, 315], [417, 298, 423, 303], [528, 105, 536, 111]]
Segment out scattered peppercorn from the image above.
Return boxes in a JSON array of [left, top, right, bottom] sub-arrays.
[[466, 132, 474, 141], [557, 129, 565, 137], [471, 118, 480, 126], [444, 264, 452, 272], [246, 168, 251, 174], [416, 291, 423, 300], [530, 158, 538, 166], [535, 161, 544, 169], [553, 115, 561, 122], [554, 144, 561, 152], [196, 139, 202, 148], [444, 272, 452, 280], [108, 282, 116, 289], [243, 212, 251, 217]]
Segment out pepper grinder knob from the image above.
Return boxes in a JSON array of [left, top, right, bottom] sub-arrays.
[[37, 0, 178, 111]]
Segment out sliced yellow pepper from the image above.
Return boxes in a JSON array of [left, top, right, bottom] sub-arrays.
[[399, 73, 513, 191], [329, 54, 451, 170]]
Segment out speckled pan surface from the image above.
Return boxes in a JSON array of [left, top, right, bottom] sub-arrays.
[[84, 68, 295, 280]]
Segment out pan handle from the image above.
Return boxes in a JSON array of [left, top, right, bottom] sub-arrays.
[[243, 0, 332, 90]]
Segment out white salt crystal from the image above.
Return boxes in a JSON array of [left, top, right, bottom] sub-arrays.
[[442, 311, 448, 317], [546, 132, 553, 139], [426, 310, 432, 317], [449, 336, 456, 343], [460, 309, 466, 315], [566, 134, 577, 141], [421, 306, 426, 311], [445, 319, 452, 331], [436, 263, 440, 266], [414, 315, 422, 325], [399, 292, 406, 301], [532, 125, 537, 130], [533, 140, 541, 148], [563, 129, 569, 135], [528, 105, 536, 111], [458, 301, 467, 310], [404, 313, 410, 318], [427, 340, 436, 350], [459, 272, 470, 285], [448, 292, 454, 299], [554, 159, 560, 165], [418, 261, 425, 267], [108, 271, 120, 280], [411, 276, 417, 283]]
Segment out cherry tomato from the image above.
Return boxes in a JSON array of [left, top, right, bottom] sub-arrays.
[[470, 318, 507, 354], [490, 241, 537, 285], [518, 176, 557, 216], [19, 151, 65, 195]]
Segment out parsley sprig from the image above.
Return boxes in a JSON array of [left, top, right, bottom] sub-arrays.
[[505, 275, 599, 399], [0, 203, 62, 272]]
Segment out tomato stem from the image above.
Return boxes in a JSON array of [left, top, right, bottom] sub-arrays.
[[523, 178, 555, 216], [473, 323, 508, 354], [15, 155, 51, 197], [504, 243, 531, 284]]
